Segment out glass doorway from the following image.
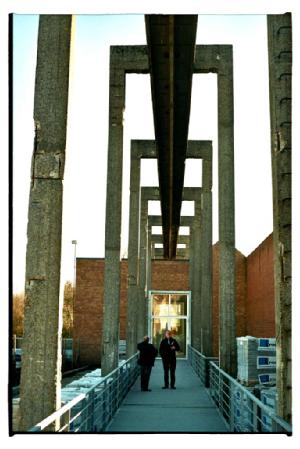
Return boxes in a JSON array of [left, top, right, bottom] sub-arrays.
[[149, 291, 190, 358]]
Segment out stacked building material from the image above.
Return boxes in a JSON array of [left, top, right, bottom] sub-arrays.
[[237, 336, 276, 386], [260, 387, 278, 432], [230, 384, 255, 432]]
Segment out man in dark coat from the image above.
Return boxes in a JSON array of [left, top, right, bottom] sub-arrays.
[[159, 330, 180, 389], [137, 336, 158, 391]]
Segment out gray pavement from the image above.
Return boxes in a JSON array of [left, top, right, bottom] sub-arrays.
[[106, 360, 229, 433]]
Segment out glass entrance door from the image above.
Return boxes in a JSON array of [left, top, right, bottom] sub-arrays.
[[149, 291, 190, 358]]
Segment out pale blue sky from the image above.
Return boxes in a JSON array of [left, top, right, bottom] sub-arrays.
[[13, 14, 273, 293]]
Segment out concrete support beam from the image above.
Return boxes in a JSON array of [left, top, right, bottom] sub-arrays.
[[146, 225, 152, 292], [195, 45, 236, 375], [191, 200, 202, 351], [137, 196, 148, 341], [126, 141, 156, 357], [153, 248, 189, 259], [267, 13, 292, 422], [200, 156, 213, 356], [102, 47, 148, 375], [19, 15, 72, 431], [151, 234, 190, 245]]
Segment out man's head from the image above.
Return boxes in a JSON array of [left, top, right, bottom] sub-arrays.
[[143, 336, 149, 343], [165, 330, 171, 338]]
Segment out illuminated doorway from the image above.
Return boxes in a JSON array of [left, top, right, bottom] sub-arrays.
[[148, 291, 191, 358]]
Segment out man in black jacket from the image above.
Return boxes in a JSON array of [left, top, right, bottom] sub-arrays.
[[159, 330, 180, 389], [137, 336, 158, 391]]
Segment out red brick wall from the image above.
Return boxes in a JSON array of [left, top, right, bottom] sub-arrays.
[[212, 244, 247, 357], [73, 259, 104, 367], [246, 234, 275, 337], [152, 260, 190, 291], [74, 236, 275, 366]]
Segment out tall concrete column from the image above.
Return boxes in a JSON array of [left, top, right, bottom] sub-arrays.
[[101, 48, 148, 375], [195, 45, 236, 375], [191, 200, 202, 351], [146, 224, 152, 293], [126, 141, 156, 355], [101, 48, 126, 375], [137, 197, 148, 341], [189, 224, 194, 303], [268, 13, 292, 423], [217, 46, 236, 377], [200, 158, 213, 356], [126, 152, 141, 357], [19, 15, 72, 431]]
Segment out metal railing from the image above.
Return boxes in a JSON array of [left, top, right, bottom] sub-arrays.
[[188, 345, 218, 387], [188, 345, 292, 434], [209, 360, 292, 434], [29, 353, 139, 432]]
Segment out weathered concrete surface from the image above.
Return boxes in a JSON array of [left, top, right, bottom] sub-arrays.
[[268, 13, 292, 423], [137, 196, 149, 341], [102, 48, 149, 375], [153, 247, 189, 259], [106, 360, 228, 432], [19, 15, 72, 431], [200, 157, 213, 356], [191, 200, 202, 351], [195, 45, 236, 376], [126, 141, 156, 357]]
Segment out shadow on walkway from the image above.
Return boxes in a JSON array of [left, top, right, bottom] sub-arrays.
[[107, 360, 229, 433]]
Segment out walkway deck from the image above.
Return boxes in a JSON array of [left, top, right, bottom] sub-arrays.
[[106, 360, 229, 433]]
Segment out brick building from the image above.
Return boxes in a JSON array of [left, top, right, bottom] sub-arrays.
[[74, 234, 275, 367]]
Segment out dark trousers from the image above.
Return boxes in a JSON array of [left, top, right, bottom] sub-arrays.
[[140, 365, 152, 391], [162, 358, 176, 387]]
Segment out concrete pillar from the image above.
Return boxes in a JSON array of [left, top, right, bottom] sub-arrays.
[[146, 224, 152, 292], [217, 47, 236, 376], [126, 141, 156, 355], [200, 158, 213, 356], [189, 224, 195, 318], [19, 15, 72, 431], [268, 13, 292, 423], [101, 48, 126, 376], [191, 200, 202, 351], [101, 48, 148, 375], [195, 45, 236, 376], [126, 152, 140, 357], [137, 197, 148, 341]]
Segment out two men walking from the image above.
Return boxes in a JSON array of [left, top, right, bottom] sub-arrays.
[[137, 330, 180, 391]]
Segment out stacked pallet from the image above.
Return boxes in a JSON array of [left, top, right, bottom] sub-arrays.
[[260, 387, 278, 432], [237, 336, 276, 386]]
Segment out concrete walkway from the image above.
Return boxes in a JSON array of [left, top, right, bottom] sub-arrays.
[[106, 360, 229, 433]]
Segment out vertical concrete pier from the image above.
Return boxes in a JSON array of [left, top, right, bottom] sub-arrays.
[[200, 155, 213, 356], [126, 149, 141, 357], [137, 194, 149, 340], [195, 46, 236, 376], [19, 15, 72, 431], [268, 13, 292, 422], [191, 200, 202, 351], [126, 141, 156, 355], [102, 48, 148, 375]]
